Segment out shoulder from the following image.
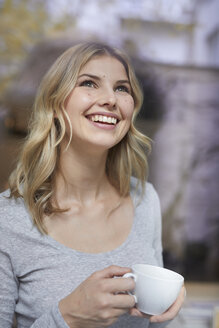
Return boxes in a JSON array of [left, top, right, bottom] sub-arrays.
[[130, 176, 160, 204], [0, 190, 31, 237], [0, 190, 24, 218]]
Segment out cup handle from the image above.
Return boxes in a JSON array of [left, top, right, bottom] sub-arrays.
[[123, 272, 138, 304]]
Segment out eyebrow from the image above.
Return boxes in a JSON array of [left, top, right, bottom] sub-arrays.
[[78, 73, 100, 80], [116, 79, 131, 85], [78, 74, 130, 85]]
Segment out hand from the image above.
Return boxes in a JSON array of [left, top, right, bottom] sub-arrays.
[[59, 265, 136, 328], [129, 285, 186, 323]]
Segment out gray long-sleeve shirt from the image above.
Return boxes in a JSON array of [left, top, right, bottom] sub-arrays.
[[0, 178, 169, 328]]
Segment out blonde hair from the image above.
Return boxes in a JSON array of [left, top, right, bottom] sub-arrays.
[[9, 42, 151, 233]]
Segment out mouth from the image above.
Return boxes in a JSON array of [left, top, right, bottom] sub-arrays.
[[86, 114, 119, 125]]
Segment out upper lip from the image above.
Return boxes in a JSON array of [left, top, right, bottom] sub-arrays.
[[85, 112, 121, 121]]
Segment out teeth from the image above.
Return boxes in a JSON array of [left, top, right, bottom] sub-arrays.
[[89, 115, 117, 125]]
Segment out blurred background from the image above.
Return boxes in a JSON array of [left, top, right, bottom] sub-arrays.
[[0, 0, 219, 326]]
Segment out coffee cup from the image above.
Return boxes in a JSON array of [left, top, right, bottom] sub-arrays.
[[123, 264, 184, 315]]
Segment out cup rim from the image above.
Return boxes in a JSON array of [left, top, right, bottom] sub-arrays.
[[132, 264, 184, 282]]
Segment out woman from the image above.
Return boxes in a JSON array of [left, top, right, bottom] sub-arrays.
[[0, 42, 185, 327]]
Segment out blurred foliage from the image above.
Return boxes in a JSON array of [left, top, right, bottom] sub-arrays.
[[0, 0, 49, 98], [0, 0, 76, 101]]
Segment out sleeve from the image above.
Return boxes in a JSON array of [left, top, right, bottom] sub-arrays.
[[0, 211, 69, 328], [149, 186, 171, 327], [151, 185, 163, 267], [0, 247, 18, 328], [149, 322, 171, 328], [0, 246, 69, 328], [29, 304, 69, 328]]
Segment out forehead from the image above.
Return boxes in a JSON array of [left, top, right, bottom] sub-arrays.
[[79, 55, 128, 80]]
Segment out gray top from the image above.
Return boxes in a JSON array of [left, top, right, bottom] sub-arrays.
[[0, 178, 169, 328]]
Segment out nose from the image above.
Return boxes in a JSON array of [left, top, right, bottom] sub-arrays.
[[97, 86, 116, 109]]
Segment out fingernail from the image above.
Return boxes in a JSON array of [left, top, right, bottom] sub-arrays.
[[131, 310, 139, 316], [150, 317, 157, 323]]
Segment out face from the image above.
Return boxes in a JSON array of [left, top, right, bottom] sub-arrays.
[[64, 55, 135, 152]]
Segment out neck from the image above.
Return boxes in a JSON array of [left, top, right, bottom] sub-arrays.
[[54, 142, 111, 206]]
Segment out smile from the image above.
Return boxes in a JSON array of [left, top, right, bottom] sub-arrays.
[[87, 114, 118, 125]]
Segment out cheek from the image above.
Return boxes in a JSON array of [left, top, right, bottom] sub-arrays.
[[65, 92, 93, 112], [123, 97, 135, 118], [80, 93, 93, 105]]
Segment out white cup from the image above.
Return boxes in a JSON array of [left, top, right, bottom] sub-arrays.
[[123, 264, 184, 315]]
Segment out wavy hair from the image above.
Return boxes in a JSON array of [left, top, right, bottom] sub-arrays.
[[9, 42, 151, 233]]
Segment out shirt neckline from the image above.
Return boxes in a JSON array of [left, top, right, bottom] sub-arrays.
[[42, 186, 140, 258]]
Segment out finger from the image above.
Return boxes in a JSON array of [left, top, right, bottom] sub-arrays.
[[92, 265, 131, 279], [110, 307, 130, 318], [150, 286, 185, 323], [150, 285, 186, 323], [111, 294, 136, 309], [105, 277, 135, 293], [129, 308, 151, 319]]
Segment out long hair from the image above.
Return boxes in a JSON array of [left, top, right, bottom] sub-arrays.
[[9, 42, 151, 233]]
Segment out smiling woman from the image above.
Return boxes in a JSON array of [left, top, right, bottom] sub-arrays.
[[9, 42, 149, 231], [64, 55, 135, 151], [0, 42, 185, 328]]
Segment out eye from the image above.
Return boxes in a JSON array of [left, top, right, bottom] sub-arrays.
[[115, 85, 130, 93], [80, 80, 96, 88]]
